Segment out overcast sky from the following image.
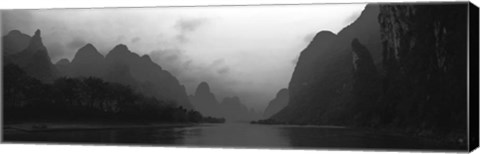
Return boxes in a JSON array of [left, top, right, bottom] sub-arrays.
[[2, 4, 366, 112]]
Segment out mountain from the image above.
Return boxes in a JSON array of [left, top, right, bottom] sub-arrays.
[[4, 30, 57, 82], [376, 3, 467, 130], [218, 96, 251, 121], [105, 44, 193, 109], [2, 30, 31, 55], [189, 82, 221, 117], [271, 3, 468, 137], [69, 43, 105, 78], [55, 58, 71, 77], [2, 29, 194, 109], [263, 88, 289, 118], [61, 43, 193, 109], [350, 38, 382, 124], [272, 5, 381, 124], [189, 81, 260, 121]]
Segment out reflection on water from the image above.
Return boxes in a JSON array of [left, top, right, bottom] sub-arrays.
[[4, 122, 464, 150], [181, 122, 289, 147]]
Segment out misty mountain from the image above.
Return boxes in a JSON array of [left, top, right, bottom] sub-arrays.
[[2, 29, 193, 109], [189, 82, 221, 117], [3, 30, 57, 82], [2, 30, 31, 55], [55, 58, 71, 77], [189, 81, 260, 121], [59, 43, 194, 109], [69, 43, 106, 78], [218, 96, 257, 121], [269, 3, 468, 136], [272, 4, 381, 124], [263, 88, 289, 118]]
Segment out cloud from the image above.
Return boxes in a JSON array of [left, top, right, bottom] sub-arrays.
[[175, 18, 207, 32], [343, 10, 363, 25], [66, 37, 87, 51], [174, 18, 208, 43], [131, 37, 141, 43], [1, 4, 367, 111], [210, 58, 225, 67], [217, 67, 230, 74], [2, 10, 35, 34], [149, 48, 186, 75], [148, 46, 239, 101], [46, 42, 68, 63]]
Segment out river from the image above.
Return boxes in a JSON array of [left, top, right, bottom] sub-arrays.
[[3, 122, 465, 151]]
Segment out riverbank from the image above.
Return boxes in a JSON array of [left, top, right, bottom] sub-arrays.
[[3, 121, 203, 132]]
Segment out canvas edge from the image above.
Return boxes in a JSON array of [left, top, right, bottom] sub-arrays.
[[468, 1, 480, 152]]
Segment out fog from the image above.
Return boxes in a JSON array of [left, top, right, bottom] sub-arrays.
[[2, 4, 366, 111]]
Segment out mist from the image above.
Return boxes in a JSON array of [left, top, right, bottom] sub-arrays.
[[2, 4, 366, 111]]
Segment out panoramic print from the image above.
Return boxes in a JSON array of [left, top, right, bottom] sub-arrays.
[[2, 2, 476, 151]]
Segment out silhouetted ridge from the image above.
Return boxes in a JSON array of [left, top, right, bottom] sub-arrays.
[[68, 43, 106, 78], [106, 44, 131, 57], [102, 44, 193, 109], [3, 29, 57, 82], [311, 31, 337, 43], [189, 81, 260, 121], [3, 29, 31, 55], [8, 30, 23, 35], [195, 82, 211, 96], [189, 81, 220, 117], [141, 55, 153, 63], [56, 58, 70, 65], [72, 43, 103, 62], [263, 88, 289, 118], [26, 29, 45, 52], [272, 4, 382, 125], [269, 4, 468, 145]]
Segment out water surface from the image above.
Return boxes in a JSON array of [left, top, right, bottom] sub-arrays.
[[3, 122, 464, 151]]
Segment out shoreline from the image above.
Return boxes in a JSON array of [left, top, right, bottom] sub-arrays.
[[251, 121, 466, 149], [3, 122, 203, 132]]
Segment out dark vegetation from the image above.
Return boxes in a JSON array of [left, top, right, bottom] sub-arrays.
[[258, 4, 469, 147], [4, 63, 225, 124]]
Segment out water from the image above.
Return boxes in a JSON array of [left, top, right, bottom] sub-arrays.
[[3, 122, 464, 151]]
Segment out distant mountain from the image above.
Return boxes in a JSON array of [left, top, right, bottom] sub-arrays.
[[218, 96, 250, 121], [4, 30, 57, 82], [263, 88, 289, 118], [189, 82, 221, 117], [70, 43, 105, 78], [189, 81, 260, 121], [2, 29, 193, 109], [272, 5, 381, 124], [55, 58, 71, 77], [60, 43, 194, 109], [2, 30, 31, 55]]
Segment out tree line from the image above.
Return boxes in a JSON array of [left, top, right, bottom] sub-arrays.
[[4, 63, 225, 124]]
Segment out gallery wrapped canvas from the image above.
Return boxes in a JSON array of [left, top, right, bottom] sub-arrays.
[[1, 1, 479, 152]]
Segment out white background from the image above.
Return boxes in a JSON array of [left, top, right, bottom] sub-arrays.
[[0, 0, 478, 154]]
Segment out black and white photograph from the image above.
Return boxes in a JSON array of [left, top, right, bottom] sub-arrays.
[[1, 1, 479, 153]]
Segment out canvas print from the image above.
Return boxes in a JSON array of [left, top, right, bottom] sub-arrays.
[[1, 2, 478, 152]]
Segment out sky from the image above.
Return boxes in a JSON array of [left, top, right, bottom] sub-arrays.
[[1, 4, 366, 112]]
